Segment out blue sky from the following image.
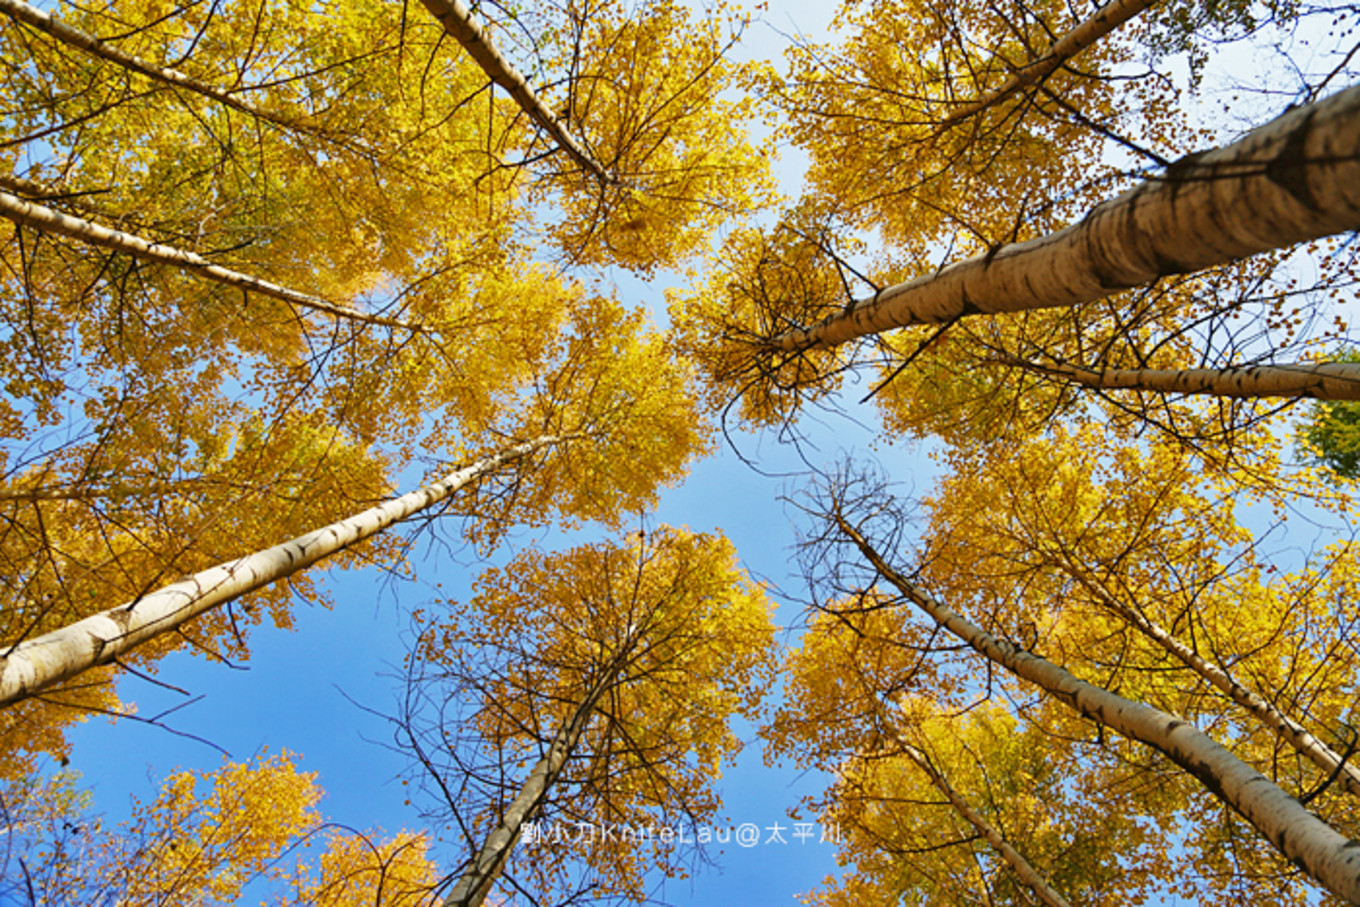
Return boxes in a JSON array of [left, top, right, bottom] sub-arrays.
[[57, 414, 940, 903], [25, 2, 1354, 903], [40, 5, 942, 902]]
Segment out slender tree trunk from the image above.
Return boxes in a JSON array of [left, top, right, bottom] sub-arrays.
[[0, 172, 124, 222], [418, 0, 611, 182], [887, 728, 1074, 907], [773, 84, 1360, 353], [443, 669, 615, 907], [1053, 554, 1360, 799], [0, 191, 421, 332], [0, 436, 563, 707], [0, 0, 349, 144], [933, 0, 1158, 133], [833, 512, 1360, 903], [1001, 357, 1360, 400]]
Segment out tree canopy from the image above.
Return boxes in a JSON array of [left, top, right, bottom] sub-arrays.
[[2, 0, 1359, 903]]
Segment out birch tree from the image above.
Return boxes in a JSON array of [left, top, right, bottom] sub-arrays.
[[883, 727, 1074, 907], [676, 84, 1360, 428], [795, 468, 1360, 903], [418, 0, 610, 181], [0, 0, 737, 784], [993, 358, 1360, 401], [0, 290, 708, 778], [767, 82, 1360, 353], [767, 582, 1168, 905], [671, 0, 1359, 458], [400, 527, 776, 906], [919, 423, 1360, 808], [0, 435, 561, 710]]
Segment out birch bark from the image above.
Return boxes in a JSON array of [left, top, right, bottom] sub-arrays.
[[1002, 358, 1360, 400], [834, 513, 1360, 903], [442, 669, 615, 907], [418, 0, 612, 182], [773, 83, 1360, 352], [1056, 558, 1360, 799], [0, 190, 421, 332], [886, 730, 1074, 907], [932, 0, 1158, 133], [0, 436, 562, 707]]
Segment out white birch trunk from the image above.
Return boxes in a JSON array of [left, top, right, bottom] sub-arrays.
[[888, 729, 1074, 907], [1056, 558, 1360, 799], [0, 190, 420, 332], [835, 514, 1360, 903], [1005, 358, 1360, 400], [933, 0, 1157, 132], [443, 670, 614, 907], [0, 172, 122, 222], [0, 0, 345, 142], [0, 437, 561, 707], [418, 0, 611, 182], [774, 84, 1360, 352]]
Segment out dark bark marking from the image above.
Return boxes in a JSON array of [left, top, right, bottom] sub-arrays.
[[90, 609, 132, 663], [1148, 246, 1197, 278], [1163, 149, 1210, 184], [957, 288, 982, 316], [1266, 109, 1320, 212]]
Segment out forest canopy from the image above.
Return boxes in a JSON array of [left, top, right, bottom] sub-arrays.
[[1, 0, 1360, 903]]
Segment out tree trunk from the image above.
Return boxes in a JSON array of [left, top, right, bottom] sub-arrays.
[[888, 728, 1074, 907], [0, 436, 562, 707], [834, 512, 1360, 904], [1002, 357, 1360, 400], [1053, 554, 1360, 799], [443, 669, 615, 907], [0, 190, 420, 332], [419, 0, 611, 182], [933, 0, 1158, 133], [0, 0, 347, 144], [773, 83, 1360, 352]]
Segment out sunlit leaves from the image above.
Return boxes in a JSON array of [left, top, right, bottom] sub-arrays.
[[536, 0, 774, 274], [409, 526, 777, 902]]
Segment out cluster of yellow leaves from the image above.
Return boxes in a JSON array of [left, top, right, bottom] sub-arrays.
[[456, 294, 711, 543], [280, 831, 439, 907], [418, 526, 776, 902], [12, 0, 510, 295], [914, 423, 1360, 899], [118, 752, 322, 904], [809, 703, 1173, 906], [4, 753, 441, 906], [534, 0, 775, 274], [763, 592, 961, 770], [767, 0, 1169, 254], [670, 217, 862, 426]]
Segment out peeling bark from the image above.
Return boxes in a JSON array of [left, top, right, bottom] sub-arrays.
[[773, 84, 1360, 352], [835, 514, 1360, 904], [0, 437, 562, 707], [0, 190, 422, 332]]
